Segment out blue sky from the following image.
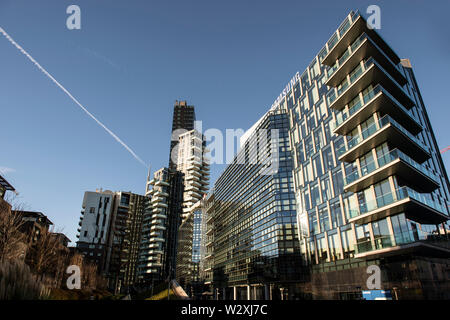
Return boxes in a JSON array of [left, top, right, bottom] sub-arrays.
[[0, 0, 449, 243]]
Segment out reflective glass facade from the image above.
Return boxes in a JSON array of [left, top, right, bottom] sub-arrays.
[[176, 201, 204, 298], [209, 108, 302, 298]]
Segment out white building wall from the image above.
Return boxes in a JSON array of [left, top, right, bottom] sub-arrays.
[[79, 190, 115, 244]]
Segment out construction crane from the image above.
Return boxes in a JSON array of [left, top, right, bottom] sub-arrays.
[[441, 146, 450, 154]]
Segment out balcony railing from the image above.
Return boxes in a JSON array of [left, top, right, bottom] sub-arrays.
[[344, 148, 439, 188], [337, 114, 429, 159], [356, 230, 450, 255], [326, 32, 404, 87], [348, 186, 448, 221], [333, 84, 416, 132], [325, 10, 360, 54], [322, 10, 400, 67], [327, 57, 412, 111]]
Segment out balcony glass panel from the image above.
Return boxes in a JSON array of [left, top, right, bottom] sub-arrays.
[[354, 229, 450, 255], [328, 57, 409, 109], [337, 115, 429, 157], [333, 84, 417, 131], [344, 148, 439, 186], [348, 186, 448, 220], [327, 33, 401, 81]]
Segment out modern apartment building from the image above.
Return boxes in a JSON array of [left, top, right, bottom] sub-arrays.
[[176, 129, 210, 222], [137, 167, 184, 286], [284, 11, 450, 299], [76, 190, 116, 274], [17, 211, 54, 246], [108, 191, 146, 293], [208, 108, 303, 300], [76, 189, 146, 293]]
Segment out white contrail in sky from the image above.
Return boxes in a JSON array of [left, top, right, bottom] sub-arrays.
[[0, 26, 148, 168]]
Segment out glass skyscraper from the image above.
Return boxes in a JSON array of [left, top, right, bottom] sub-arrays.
[[208, 108, 303, 300], [176, 200, 205, 299]]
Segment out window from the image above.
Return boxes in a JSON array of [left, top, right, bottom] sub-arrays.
[[309, 84, 319, 104], [317, 236, 328, 262], [359, 150, 375, 176], [307, 112, 316, 130], [374, 179, 393, 207], [296, 142, 304, 164], [309, 211, 318, 235], [314, 127, 324, 150], [321, 177, 332, 202], [355, 224, 371, 253], [372, 219, 391, 249], [304, 160, 313, 183], [303, 188, 311, 211], [313, 155, 323, 178], [89, 207, 95, 214], [341, 228, 355, 259], [322, 146, 334, 172], [332, 169, 344, 195], [342, 192, 357, 220], [311, 183, 321, 207], [330, 201, 343, 228], [310, 59, 320, 79], [328, 232, 342, 261], [360, 116, 376, 139], [334, 136, 344, 156], [305, 136, 314, 159], [318, 206, 330, 232]]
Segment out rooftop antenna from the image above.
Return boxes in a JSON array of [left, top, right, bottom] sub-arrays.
[[146, 165, 152, 181]]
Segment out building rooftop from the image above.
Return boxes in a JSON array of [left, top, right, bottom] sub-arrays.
[[0, 174, 15, 191]]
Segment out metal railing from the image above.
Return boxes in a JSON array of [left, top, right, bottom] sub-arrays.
[[337, 114, 429, 157], [348, 186, 448, 219], [344, 148, 439, 186]]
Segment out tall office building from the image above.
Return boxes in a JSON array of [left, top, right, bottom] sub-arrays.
[[76, 190, 146, 293], [169, 100, 196, 170], [284, 11, 450, 299], [208, 108, 302, 300]]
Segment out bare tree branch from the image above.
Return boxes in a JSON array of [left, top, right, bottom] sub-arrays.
[[0, 195, 27, 261]]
